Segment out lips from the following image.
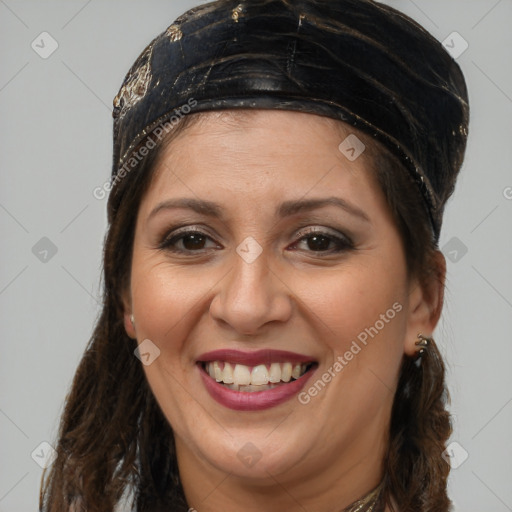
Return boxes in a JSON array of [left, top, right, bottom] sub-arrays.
[[197, 349, 318, 410], [198, 349, 315, 366]]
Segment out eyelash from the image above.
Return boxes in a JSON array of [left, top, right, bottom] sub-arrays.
[[158, 226, 354, 256]]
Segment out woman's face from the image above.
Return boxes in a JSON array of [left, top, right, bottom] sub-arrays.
[[125, 110, 431, 493]]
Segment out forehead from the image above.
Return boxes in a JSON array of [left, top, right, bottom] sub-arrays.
[[140, 110, 382, 216]]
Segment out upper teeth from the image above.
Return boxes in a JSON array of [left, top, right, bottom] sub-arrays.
[[205, 361, 309, 386]]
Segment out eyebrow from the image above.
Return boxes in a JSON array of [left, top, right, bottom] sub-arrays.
[[148, 196, 370, 223]]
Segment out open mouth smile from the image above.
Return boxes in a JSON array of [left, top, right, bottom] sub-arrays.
[[197, 349, 318, 410]]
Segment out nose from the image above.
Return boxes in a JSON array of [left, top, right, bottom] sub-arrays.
[[209, 246, 293, 336]]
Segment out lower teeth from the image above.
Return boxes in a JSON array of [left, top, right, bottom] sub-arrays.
[[202, 362, 314, 391], [221, 380, 296, 392]]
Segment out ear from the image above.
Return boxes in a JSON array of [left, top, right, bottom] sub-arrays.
[[403, 250, 446, 356], [121, 287, 137, 340]]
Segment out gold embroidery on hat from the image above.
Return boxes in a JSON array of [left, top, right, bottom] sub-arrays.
[[166, 24, 183, 43], [113, 42, 154, 119], [232, 4, 244, 22]]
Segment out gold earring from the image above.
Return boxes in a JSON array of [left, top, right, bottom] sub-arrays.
[[415, 333, 431, 357]]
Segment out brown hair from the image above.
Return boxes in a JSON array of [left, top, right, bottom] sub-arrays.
[[40, 112, 452, 512], [368, 146, 452, 512]]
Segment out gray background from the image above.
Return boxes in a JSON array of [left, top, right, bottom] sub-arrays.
[[0, 1, 511, 511]]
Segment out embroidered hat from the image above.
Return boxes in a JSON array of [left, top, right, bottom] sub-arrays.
[[111, 0, 469, 241]]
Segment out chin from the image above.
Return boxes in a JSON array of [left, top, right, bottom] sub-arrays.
[[174, 408, 316, 481]]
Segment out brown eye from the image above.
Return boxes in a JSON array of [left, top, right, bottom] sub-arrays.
[[304, 234, 332, 251], [291, 228, 353, 254], [160, 230, 220, 253], [179, 233, 207, 251]]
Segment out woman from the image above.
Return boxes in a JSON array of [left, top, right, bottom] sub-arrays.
[[40, 0, 469, 511]]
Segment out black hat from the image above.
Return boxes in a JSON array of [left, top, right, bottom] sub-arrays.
[[111, 0, 469, 241]]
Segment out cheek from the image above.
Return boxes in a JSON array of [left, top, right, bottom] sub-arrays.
[[129, 257, 213, 432], [294, 260, 406, 343], [129, 256, 208, 353], [293, 258, 408, 413]]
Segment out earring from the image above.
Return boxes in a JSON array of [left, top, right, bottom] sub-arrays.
[[415, 332, 431, 357], [130, 314, 135, 326]]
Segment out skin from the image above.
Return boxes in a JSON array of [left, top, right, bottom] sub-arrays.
[[123, 110, 445, 512]]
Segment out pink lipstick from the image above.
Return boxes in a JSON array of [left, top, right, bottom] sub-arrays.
[[197, 349, 317, 411]]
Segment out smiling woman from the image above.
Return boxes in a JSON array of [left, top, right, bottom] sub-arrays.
[[39, 1, 469, 511]]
